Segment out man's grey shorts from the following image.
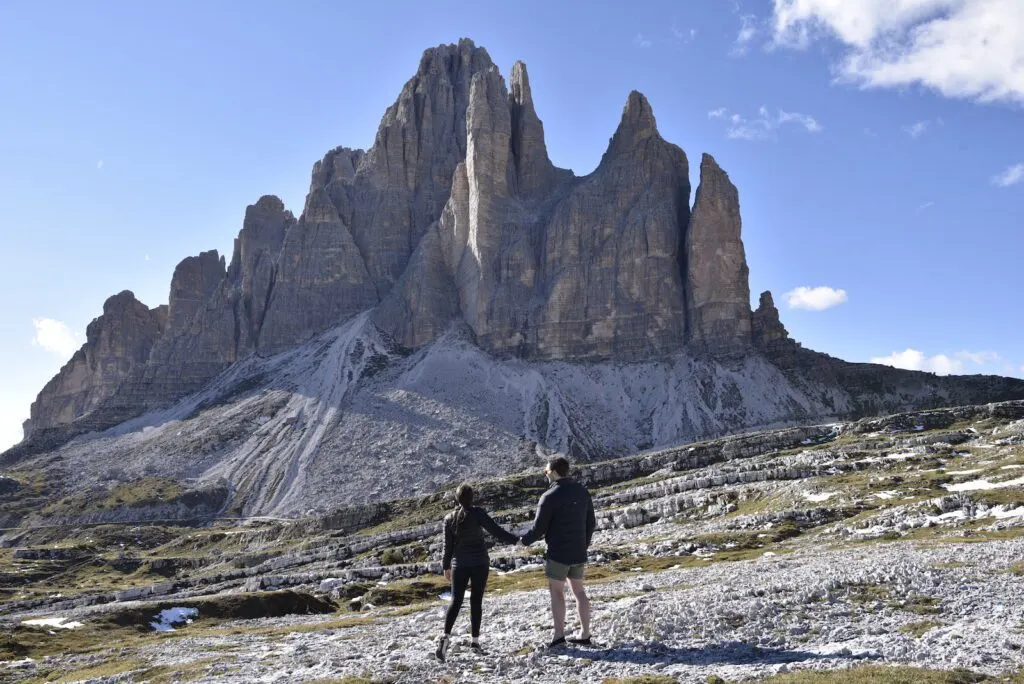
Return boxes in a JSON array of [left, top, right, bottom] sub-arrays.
[[545, 559, 586, 581]]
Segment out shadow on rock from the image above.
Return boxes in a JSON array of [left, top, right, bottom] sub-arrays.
[[546, 640, 877, 667]]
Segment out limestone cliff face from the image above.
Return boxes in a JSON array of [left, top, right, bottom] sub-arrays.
[[27, 291, 165, 434], [383, 76, 691, 361], [529, 92, 690, 359], [685, 153, 752, 353], [345, 39, 496, 295]]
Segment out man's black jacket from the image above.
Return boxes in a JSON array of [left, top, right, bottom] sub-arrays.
[[521, 477, 596, 565]]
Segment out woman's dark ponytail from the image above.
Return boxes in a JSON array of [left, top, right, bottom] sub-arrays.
[[454, 483, 473, 528]]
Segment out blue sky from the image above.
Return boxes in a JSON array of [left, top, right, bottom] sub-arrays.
[[1, 0, 1022, 450]]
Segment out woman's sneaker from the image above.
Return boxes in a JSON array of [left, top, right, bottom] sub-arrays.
[[435, 635, 450, 662]]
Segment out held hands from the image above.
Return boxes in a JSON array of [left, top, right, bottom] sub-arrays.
[[443, 568, 452, 582]]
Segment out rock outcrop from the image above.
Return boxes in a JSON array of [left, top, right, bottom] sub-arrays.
[[685, 153, 751, 353], [751, 291, 792, 351], [26, 291, 165, 434], [14, 38, 1024, 462]]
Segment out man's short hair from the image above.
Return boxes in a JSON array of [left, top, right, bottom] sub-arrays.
[[548, 455, 570, 477]]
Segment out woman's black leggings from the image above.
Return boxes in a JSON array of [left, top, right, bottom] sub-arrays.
[[444, 564, 490, 637]]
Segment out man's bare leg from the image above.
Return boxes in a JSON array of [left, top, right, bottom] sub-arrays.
[[568, 578, 591, 639], [548, 579, 566, 640]]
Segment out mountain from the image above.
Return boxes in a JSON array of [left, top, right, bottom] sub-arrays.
[[5, 39, 1024, 515]]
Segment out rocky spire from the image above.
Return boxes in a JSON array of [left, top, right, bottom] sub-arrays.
[[166, 250, 226, 334], [227, 196, 295, 350], [348, 39, 497, 294], [455, 66, 514, 340], [508, 60, 555, 198], [685, 153, 752, 353], [604, 91, 659, 160], [752, 291, 791, 349]]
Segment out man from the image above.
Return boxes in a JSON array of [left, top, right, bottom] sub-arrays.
[[519, 455, 597, 648]]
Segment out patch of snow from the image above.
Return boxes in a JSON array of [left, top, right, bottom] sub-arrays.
[[942, 476, 1024, 493], [1001, 465, 1024, 470], [150, 607, 199, 632], [21, 617, 83, 629], [803, 491, 838, 503], [926, 510, 968, 524], [874, 491, 898, 500], [5, 658, 35, 670], [990, 506, 1024, 519], [946, 469, 983, 476], [885, 452, 918, 461]]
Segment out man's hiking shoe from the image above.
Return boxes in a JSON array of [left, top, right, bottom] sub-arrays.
[[435, 635, 449, 662], [567, 636, 593, 646], [547, 636, 567, 649], [470, 642, 484, 654]]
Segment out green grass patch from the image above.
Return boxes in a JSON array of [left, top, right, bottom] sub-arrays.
[[904, 594, 942, 615], [900, 621, 943, 638], [757, 665, 993, 683], [602, 676, 678, 684], [21, 657, 147, 684], [0, 590, 336, 661]]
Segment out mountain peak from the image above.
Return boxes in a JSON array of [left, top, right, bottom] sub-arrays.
[[606, 90, 659, 157]]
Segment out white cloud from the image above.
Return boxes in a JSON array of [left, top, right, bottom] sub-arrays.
[[955, 350, 1001, 365], [32, 318, 80, 359], [714, 106, 823, 140], [870, 348, 1010, 375], [916, 200, 935, 211], [784, 286, 848, 310], [732, 14, 760, 55], [992, 163, 1024, 187], [904, 120, 930, 138], [870, 349, 963, 375], [145, 254, 151, 261], [634, 33, 653, 48], [771, 0, 1024, 106], [96, 160, 104, 170], [778, 109, 823, 132]]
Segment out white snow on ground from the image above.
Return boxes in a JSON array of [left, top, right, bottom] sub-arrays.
[[859, 452, 921, 464], [20, 617, 82, 629], [990, 506, 1024, 519], [1001, 465, 1024, 470], [874, 491, 898, 500], [947, 469, 983, 475], [150, 607, 198, 632], [943, 476, 1024, 492], [803, 491, 838, 503]]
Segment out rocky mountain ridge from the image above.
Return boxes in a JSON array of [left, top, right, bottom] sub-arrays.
[[9, 38, 1024, 493]]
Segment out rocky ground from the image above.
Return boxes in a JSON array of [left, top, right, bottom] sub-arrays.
[[2, 401, 1024, 682]]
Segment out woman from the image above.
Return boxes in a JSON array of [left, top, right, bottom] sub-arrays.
[[436, 483, 517, 662]]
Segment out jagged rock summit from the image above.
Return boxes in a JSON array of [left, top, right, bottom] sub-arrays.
[[10, 39, 1024, 489]]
